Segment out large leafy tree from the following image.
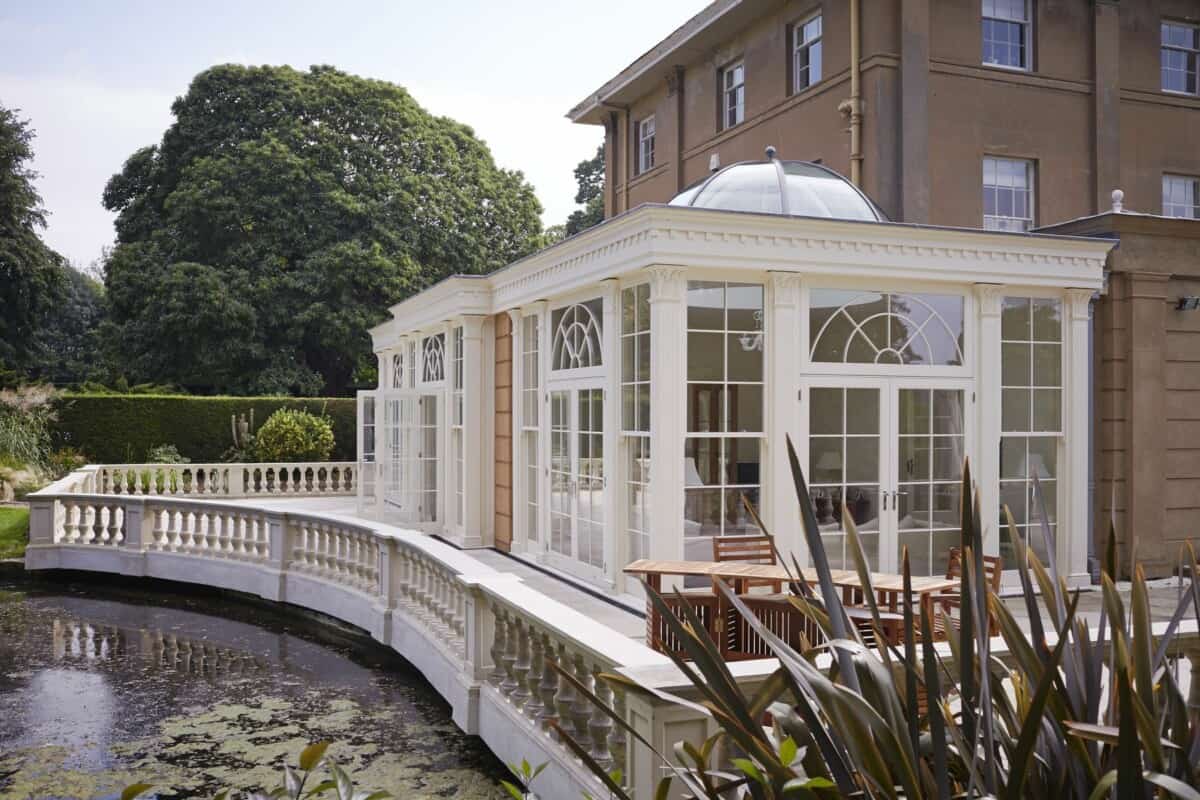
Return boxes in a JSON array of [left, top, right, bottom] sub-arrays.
[[103, 65, 543, 395], [564, 144, 605, 237], [0, 105, 64, 374]]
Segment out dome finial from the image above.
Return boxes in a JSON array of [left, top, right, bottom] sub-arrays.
[[765, 145, 778, 160]]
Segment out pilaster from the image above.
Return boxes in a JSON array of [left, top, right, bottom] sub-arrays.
[[601, 279, 621, 585], [1122, 274, 1170, 576], [507, 308, 524, 553], [1066, 288, 1096, 585], [767, 272, 803, 563], [975, 283, 1004, 558], [647, 267, 688, 574], [463, 315, 488, 548]]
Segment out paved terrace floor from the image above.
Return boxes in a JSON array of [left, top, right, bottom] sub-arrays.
[[237, 497, 1194, 645]]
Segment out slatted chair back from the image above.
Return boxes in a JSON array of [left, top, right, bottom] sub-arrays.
[[945, 546, 1003, 592], [712, 534, 783, 592]]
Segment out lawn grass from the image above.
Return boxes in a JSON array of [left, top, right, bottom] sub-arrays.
[[0, 506, 29, 559]]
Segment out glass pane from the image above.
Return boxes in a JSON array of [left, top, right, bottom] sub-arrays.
[[1028, 436, 1057, 479], [898, 484, 931, 529], [685, 438, 721, 486], [725, 438, 761, 485], [684, 489, 723, 538], [933, 390, 964, 434], [1000, 481, 1027, 525], [1033, 343, 1061, 386], [898, 436, 931, 482], [687, 281, 725, 329], [1002, 342, 1031, 387], [1031, 480, 1057, 525], [621, 288, 635, 334], [1033, 389, 1061, 432], [844, 486, 880, 532], [688, 384, 724, 432], [1032, 298, 1062, 341], [932, 437, 963, 480], [845, 437, 879, 484], [900, 531, 932, 576], [724, 488, 760, 534], [1002, 388, 1031, 431], [636, 385, 651, 432], [846, 388, 879, 434], [726, 284, 764, 330], [727, 333, 764, 381], [637, 332, 651, 381], [811, 486, 842, 529], [621, 336, 635, 382], [687, 332, 724, 380], [622, 387, 634, 431], [930, 530, 960, 577], [809, 438, 844, 483], [728, 384, 763, 432], [931, 484, 960, 529], [1002, 297, 1031, 340], [898, 389, 931, 435], [1000, 437, 1026, 479], [810, 388, 844, 435]]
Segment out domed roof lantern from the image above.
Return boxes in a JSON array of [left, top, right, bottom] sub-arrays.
[[669, 145, 886, 222]]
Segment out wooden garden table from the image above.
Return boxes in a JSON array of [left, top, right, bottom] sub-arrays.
[[624, 559, 961, 652]]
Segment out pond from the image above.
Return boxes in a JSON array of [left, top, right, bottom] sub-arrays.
[[0, 577, 508, 799]]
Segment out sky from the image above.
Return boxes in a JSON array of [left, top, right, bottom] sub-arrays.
[[0, 0, 707, 270]]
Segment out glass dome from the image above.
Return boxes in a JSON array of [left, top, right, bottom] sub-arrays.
[[669, 148, 886, 222]]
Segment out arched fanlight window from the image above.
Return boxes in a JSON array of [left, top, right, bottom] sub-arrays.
[[810, 290, 965, 366], [551, 299, 604, 371], [422, 333, 446, 383], [391, 352, 404, 388]]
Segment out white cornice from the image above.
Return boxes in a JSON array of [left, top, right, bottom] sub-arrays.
[[374, 206, 1113, 352]]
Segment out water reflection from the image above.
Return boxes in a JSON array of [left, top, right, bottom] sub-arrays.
[[0, 582, 505, 799]]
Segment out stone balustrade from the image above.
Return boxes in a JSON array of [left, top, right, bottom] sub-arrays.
[[23, 464, 1200, 800], [89, 462, 356, 498]]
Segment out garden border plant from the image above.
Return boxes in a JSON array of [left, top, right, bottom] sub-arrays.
[[553, 435, 1200, 799]]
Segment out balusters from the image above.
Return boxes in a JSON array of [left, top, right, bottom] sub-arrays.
[[499, 611, 520, 697], [569, 653, 593, 752], [609, 684, 628, 780], [588, 665, 615, 772], [523, 630, 545, 720], [537, 639, 560, 730], [81, 503, 96, 544], [489, 605, 509, 686], [553, 642, 577, 741], [511, 621, 532, 709]]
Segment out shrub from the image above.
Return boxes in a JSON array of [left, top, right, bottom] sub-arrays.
[[145, 443, 189, 464], [51, 395, 356, 463], [254, 408, 335, 462], [0, 385, 61, 471], [46, 446, 88, 479]]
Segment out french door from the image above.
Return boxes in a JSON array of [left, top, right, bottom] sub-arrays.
[[546, 384, 607, 580], [802, 378, 970, 576]]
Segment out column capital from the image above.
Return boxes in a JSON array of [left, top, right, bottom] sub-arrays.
[[647, 266, 687, 302], [1065, 288, 1097, 321], [974, 283, 1006, 317], [505, 308, 521, 329], [521, 300, 548, 317], [768, 271, 802, 305], [461, 315, 487, 338]]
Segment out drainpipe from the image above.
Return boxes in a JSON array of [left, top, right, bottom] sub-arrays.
[[837, 0, 864, 186]]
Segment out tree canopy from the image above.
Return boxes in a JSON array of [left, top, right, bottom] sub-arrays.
[[564, 144, 604, 237], [0, 104, 64, 375], [103, 64, 544, 395]]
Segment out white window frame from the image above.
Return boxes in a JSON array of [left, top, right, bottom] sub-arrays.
[[637, 116, 655, 175], [983, 156, 1035, 233], [982, 0, 1032, 72], [721, 60, 745, 130], [451, 324, 465, 531], [1163, 173, 1200, 219], [1161, 20, 1200, 96], [793, 13, 823, 92]]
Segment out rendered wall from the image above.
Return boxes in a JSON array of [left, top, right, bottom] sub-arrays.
[[494, 312, 513, 552]]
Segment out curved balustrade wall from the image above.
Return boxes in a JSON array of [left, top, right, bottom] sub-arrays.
[[24, 465, 672, 800]]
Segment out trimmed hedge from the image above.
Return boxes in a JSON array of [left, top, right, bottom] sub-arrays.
[[52, 395, 357, 463]]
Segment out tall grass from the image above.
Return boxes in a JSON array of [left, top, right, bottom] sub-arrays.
[[559, 435, 1200, 799], [0, 385, 60, 471]]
